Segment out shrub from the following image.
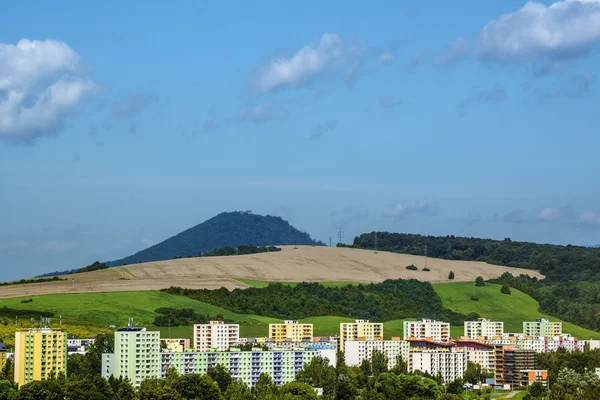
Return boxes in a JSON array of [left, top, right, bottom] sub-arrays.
[[448, 271, 455, 280], [470, 296, 480, 301], [475, 276, 485, 287], [423, 268, 431, 272], [501, 283, 511, 294], [406, 265, 418, 271]]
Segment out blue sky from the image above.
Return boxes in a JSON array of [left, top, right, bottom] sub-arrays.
[[1, 0, 600, 279]]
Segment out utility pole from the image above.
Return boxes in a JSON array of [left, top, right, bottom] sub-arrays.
[[337, 228, 344, 245], [329, 236, 332, 247]]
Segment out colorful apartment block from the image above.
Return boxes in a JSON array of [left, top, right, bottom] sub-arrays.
[[193, 321, 239, 351], [14, 328, 67, 387], [160, 348, 336, 387], [339, 320, 383, 351], [268, 320, 313, 342], [403, 319, 451, 343], [0, 343, 7, 372], [464, 318, 504, 339], [344, 338, 410, 370], [160, 338, 190, 352], [103, 325, 161, 387], [454, 340, 496, 372], [523, 319, 562, 337], [518, 370, 548, 387]]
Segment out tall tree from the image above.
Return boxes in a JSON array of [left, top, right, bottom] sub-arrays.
[[295, 356, 337, 396]]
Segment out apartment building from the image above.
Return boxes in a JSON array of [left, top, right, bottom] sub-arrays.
[[14, 328, 67, 387], [403, 319, 451, 343], [0, 343, 7, 371], [344, 339, 410, 370], [517, 370, 548, 387], [544, 335, 584, 352], [160, 348, 336, 387], [268, 320, 313, 342], [484, 334, 545, 353], [464, 319, 504, 339], [193, 321, 239, 351], [523, 319, 562, 337], [340, 320, 383, 351], [103, 325, 161, 387], [494, 345, 536, 388], [160, 338, 190, 352], [454, 340, 495, 372], [408, 349, 468, 383]]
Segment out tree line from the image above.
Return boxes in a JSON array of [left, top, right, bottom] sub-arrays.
[[352, 232, 600, 332], [163, 279, 474, 326]]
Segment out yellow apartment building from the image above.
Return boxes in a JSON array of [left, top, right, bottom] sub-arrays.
[[269, 320, 313, 342], [340, 320, 384, 351], [0, 343, 7, 371], [14, 328, 67, 387]]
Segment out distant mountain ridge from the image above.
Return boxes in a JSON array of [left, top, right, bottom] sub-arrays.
[[106, 211, 324, 266]]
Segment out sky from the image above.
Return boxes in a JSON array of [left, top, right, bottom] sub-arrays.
[[1, 0, 600, 279]]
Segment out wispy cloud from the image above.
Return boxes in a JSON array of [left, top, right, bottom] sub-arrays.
[[239, 102, 289, 124], [383, 201, 438, 218], [310, 119, 338, 141], [555, 73, 595, 98], [457, 85, 507, 116], [110, 91, 160, 120], [0, 39, 100, 144], [331, 207, 369, 228], [379, 95, 402, 109], [375, 52, 396, 66]]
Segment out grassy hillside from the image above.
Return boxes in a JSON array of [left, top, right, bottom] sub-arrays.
[[434, 282, 600, 339]]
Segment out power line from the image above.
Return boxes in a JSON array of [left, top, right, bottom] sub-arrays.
[[337, 228, 344, 245]]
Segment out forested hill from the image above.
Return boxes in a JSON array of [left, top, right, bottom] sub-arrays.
[[107, 212, 324, 266], [352, 232, 600, 331], [351, 232, 600, 281]]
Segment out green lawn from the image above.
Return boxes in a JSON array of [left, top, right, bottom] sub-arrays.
[[434, 282, 600, 339], [236, 279, 364, 288]]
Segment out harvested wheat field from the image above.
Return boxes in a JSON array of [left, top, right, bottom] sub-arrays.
[[0, 246, 542, 298]]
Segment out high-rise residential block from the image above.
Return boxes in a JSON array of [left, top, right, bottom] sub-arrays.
[[339, 320, 383, 352], [160, 348, 336, 387], [269, 320, 313, 342], [523, 319, 562, 338], [494, 345, 537, 388], [408, 349, 468, 383], [403, 319, 451, 343], [14, 328, 67, 387], [344, 339, 410, 369], [193, 321, 239, 351], [464, 318, 504, 339], [103, 324, 160, 387]]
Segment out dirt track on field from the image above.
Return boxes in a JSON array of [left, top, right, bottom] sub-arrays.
[[0, 246, 543, 298]]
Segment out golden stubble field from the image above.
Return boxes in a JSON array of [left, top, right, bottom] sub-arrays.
[[0, 246, 543, 298]]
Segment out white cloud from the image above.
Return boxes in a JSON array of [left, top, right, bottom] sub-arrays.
[[252, 33, 369, 93], [239, 102, 289, 124], [537, 207, 561, 221], [478, 0, 600, 63], [383, 201, 438, 218], [0, 39, 99, 143], [433, 37, 470, 64], [580, 211, 600, 225], [375, 52, 396, 66]]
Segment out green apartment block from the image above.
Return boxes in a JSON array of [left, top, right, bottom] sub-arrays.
[[103, 325, 160, 387], [523, 319, 562, 338], [160, 347, 336, 387]]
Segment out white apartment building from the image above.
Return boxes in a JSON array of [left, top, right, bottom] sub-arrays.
[[464, 319, 504, 339], [339, 320, 383, 351], [403, 319, 451, 343], [483, 334, 545, 353], [523, 319, 562, 337], [102, 324, 161, 387], [193, 321, 239, 351], [345, 339, 410, 370], [409, 349, 468, 383], [455, 341, 495, 372]]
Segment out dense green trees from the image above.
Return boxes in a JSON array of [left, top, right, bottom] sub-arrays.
[[353, 231, 600, 332], [501, 283, 511, 294], [164, 279, 472, 325], [474, 277, 485, 287], [153, 308, 231, 327]]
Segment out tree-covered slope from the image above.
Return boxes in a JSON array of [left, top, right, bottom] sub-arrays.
[[107, 212, 324, 266]]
